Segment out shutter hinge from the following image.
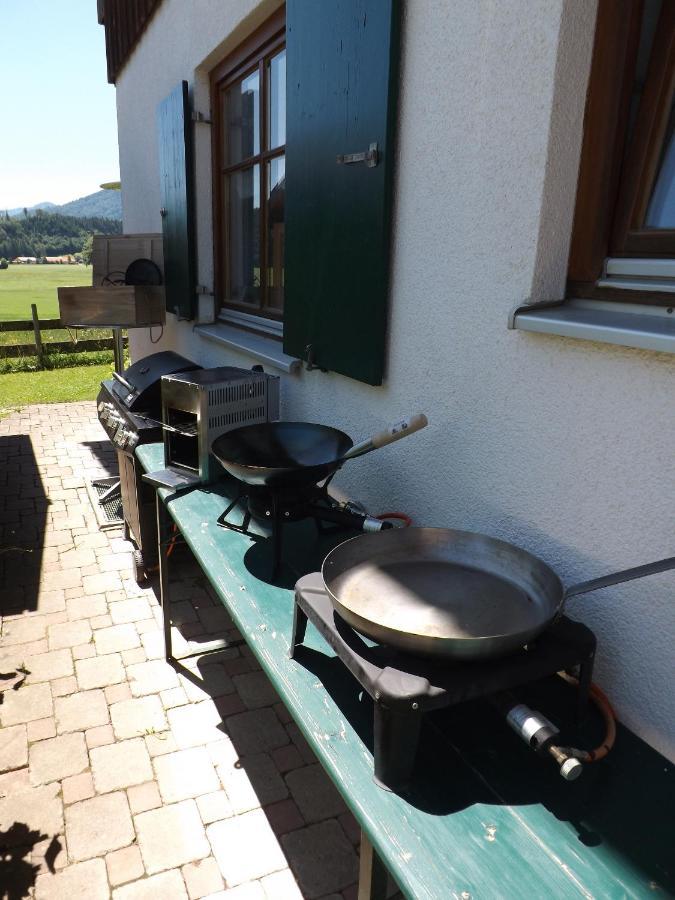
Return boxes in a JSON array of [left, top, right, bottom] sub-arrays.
[[195, 285, 214, 296], [305, 344, 328, 373], [336, 142, 378, 168], [191, 111, 212, 125]]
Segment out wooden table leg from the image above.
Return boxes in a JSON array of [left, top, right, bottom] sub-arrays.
[[358, 831, 388, 900], [156, 496, 173, 661]]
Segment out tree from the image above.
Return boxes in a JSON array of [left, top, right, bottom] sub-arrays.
[[81, 233, 94, 265], [23, 207, 28, 218]]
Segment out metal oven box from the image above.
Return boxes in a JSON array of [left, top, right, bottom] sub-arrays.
[[155, 367, 280, 488]]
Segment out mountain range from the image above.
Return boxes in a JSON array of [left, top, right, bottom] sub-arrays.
[[6, 190, 122, 221]]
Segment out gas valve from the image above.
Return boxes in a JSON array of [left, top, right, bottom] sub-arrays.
[[505, 702, 583, 781]]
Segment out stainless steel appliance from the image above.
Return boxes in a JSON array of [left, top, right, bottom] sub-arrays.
[[145, 367, 280, 491]]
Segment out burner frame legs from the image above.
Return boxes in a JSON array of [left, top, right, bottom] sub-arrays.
[[289, 602, 308, 658], [373, 702, 422, 792]]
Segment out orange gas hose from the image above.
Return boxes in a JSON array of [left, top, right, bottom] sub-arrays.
[[558, 673, 617, 762], [376, 512, 413, 527], [145, 524, 179, 574]]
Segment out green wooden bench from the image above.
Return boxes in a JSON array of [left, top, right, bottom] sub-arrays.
[[137, 442, 674, 900]]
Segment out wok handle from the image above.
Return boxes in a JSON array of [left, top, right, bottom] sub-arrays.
[[342, 414, 428, 460], [563, 556, 675, 602]]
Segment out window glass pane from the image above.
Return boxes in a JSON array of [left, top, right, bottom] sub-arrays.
[[223, 69, 260, 165], [624, 0, 662, 151], [267, 49, 286, 150], [227, 165, 261, 306], [266, 156, 285, 311], [645, 103, 675, 227]]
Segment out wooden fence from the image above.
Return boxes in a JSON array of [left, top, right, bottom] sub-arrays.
[[0, 304, 126, 363]]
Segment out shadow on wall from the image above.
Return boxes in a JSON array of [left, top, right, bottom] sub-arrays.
[[0, 435, 48, 615]]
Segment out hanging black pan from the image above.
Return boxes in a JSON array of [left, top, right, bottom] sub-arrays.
[[211, 414, 428, 489], [322, 527, 675, 660]]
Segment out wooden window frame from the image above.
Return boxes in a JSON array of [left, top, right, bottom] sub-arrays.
[[568, 0, 675, 303], [611, 2, 675, 255], [211, 8, 286, 322]]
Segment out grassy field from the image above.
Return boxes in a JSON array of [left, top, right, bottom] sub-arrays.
[[0, 264, 107, 349], [0, 363, 111, 415], [0, 264, 92, 320], [0, 265, 114, 412]]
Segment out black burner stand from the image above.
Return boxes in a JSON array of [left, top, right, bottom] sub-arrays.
[[217, 484, 385, 581], [291, 573, 597, 792]]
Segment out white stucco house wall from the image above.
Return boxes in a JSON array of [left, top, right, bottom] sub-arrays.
[[110, 0, 675, 764]]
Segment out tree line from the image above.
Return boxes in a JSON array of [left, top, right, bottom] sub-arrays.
[[0, 209, 121, 259]]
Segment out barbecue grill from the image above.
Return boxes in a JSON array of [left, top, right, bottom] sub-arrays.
[[96, 351, 200, 579]]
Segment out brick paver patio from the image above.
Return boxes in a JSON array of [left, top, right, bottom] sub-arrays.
[[0, 402, 363, 899]]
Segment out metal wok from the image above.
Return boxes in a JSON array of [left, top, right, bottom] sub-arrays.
[[211, 415, 428, 489], [322, 527, 675, 660]]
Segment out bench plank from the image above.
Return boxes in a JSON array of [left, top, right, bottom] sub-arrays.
[[137, 443, 674, 899]]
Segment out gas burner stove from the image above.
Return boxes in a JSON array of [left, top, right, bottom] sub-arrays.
[[217, 483, 390, 580], [291, 573, 597, 792]]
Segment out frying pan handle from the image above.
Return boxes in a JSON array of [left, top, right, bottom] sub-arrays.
[[342, 414, 428, 460], [563, 556, 675, 603]]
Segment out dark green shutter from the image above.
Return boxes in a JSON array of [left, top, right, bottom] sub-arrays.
[[283, 0, 400, 386], [157, 81, 196, 320]]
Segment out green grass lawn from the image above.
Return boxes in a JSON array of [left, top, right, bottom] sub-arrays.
[[0, 266, 115, 412], [0, 362, 111, 415], [0, 264, 112, 362], [0, 264, 92, 320]]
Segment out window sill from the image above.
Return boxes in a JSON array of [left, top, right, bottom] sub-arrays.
[[195, 322, 302, 373], [508, 298, 675, 354]]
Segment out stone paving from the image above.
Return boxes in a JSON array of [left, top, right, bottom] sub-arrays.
[[0, 402, 365, 900]]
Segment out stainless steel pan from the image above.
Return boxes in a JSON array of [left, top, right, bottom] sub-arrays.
[[321, 527, 675, 660]]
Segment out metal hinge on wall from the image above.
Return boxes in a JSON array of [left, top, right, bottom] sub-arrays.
[[191, 111, 212, 125], [304, 344, 328, 372]]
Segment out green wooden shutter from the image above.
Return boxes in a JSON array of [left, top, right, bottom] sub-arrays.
[[157, 81, 196, 320], [283, 0, 400, 386]]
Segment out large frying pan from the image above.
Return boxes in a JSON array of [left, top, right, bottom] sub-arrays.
[[211, 415, 428, 489], [322, 527, 675, 660]]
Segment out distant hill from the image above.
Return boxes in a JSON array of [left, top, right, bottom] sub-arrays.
[[7, 202, 57, 216], [58, 191, 122, 220], [0, 210, 121, 259], [6, 190, 122, 221]]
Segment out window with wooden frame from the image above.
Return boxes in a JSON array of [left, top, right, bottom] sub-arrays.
[[211, 10, 285, 325], [568, 0, 675, 302]]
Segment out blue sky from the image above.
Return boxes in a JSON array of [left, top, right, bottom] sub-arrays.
[[0, 0, 120, 209]]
